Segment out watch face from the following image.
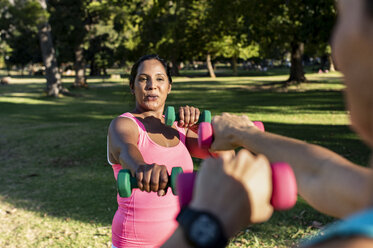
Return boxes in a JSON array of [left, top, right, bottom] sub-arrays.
[[190, 214, 219, 246]]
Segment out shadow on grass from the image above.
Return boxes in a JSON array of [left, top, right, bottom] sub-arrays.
[[237, 198, 336, 247], [0, 120, 369, 228], [0, 75, 368, 232], [179, 67, 292, 78]]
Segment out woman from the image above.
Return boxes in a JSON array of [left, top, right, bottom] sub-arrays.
[[107, 54, 211, 248]]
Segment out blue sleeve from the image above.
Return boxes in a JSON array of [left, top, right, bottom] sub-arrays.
[[301, 209, 373, 247]]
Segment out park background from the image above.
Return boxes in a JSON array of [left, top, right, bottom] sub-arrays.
[[0, 0, 371, 247]]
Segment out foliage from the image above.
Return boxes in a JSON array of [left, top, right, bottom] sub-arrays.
[[0, 0, 337, 79], [1, 71, 370, 247], [250, 0, 336, 60], [48, 0, 89, 64], [1, 0, 46, 68]]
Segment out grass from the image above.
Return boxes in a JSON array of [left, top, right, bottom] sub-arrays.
[[0, 70, 370, 247]]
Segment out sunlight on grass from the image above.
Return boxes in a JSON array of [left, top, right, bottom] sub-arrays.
[[0, 96, 64, 105], [0, 201, 111, 248], [0, 71, 369, 248]]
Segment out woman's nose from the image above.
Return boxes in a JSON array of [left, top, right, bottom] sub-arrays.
[[146, 78, 156, 89]]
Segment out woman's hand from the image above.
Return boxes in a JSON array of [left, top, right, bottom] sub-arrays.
[[135, 164, 169, 196], [177, 105, 200, 130], [211, 112, 256, 151], [190, 150, 274, 237]]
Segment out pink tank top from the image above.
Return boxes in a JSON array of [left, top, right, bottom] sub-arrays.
[[110, 112, 194, 247]]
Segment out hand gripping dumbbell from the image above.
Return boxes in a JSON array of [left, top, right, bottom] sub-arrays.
[[177, 162, 297, 211], [198, 120, 265, 149], [117, 167, 183, 197], [164, 106, 212, 126]]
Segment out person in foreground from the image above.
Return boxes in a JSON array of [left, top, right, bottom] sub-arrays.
[[162, 0, 373, 247], [107, 54, 213, 248]]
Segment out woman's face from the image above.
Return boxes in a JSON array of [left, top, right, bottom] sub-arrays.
[[331, 0, 373, 148], [132, 59, 171, 112]]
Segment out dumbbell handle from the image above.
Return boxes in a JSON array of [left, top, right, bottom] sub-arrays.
[[198, 121, 265, 149], [177, 162, 297, 211], [117, 167, 183, 197]]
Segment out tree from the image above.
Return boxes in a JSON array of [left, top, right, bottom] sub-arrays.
[[136, 0, 186, 76], [0, 0, 11, 73], [180, 0, 220, 78], [250, 0, 336, 84], [37, 0, 64, 96], [179, 0, 259, 77], [1, 0, 43, 74], [48, 0, 90, 87], [207, 0, 259, 75]]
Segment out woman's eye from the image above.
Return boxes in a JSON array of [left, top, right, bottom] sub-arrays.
[[157, 78, 164, 81], [139, 77, 147, 82]]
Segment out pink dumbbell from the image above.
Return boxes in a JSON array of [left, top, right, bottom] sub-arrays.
[[198, 121, 265, 149], [177, 162, 297, 211]]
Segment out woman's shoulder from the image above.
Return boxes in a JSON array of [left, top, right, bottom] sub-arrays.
[[109, 114, 139, 134]]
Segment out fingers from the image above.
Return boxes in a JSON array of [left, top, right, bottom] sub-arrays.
[[218, 150, 236, 163], [150, 166, 160, 193], [136, 164, 169, 195], [158, 169, 169, 196], [210, 113, 254, 151], [228, 149, 255, 175], [191, 107, 200, 125], [179, 107, 185, 126], [181, 106, 190, 126], [136, 168, 144, 190], [142, 166, 152, 192], [178, 106, 200, 127]]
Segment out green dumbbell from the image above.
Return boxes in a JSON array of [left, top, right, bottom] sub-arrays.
[[164, 106, 212, 126], [117, 167, 184, 197]]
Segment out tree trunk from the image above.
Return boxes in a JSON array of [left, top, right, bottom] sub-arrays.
[[320, 55, 328, 71], [206, 53, 216, 78], [287, 42, 306, 84], [103, 67, 108, 76], [328, 54, 335, 72], [90, 59, 100, 76], [73, 44, 87, 87], [38, 22, 62, 97], [232, 55, 238, 76], [170, 58, 180, 76]]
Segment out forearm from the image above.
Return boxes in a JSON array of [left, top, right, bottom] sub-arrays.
[[186, 141, 212, 159], [186, 128, 212, 159], [232, 127, 373, 217], [116, 144, 147, 174], [186, 137, 233, 159], [161, 227, 192, 248]]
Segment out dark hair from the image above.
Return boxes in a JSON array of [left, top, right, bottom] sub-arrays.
[[367, 0, 373, 18], [129, 54, 172, 89]]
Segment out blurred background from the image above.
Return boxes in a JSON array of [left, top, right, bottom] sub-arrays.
[[2, 1, 364, 248], [0, 0, 336, 92]]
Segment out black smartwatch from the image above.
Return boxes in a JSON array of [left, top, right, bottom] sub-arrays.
[[176, 207, 228, 248]]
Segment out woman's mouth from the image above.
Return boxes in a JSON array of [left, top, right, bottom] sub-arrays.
[[145, 95, 158, 101]]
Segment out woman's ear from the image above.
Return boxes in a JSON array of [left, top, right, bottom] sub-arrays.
[[168, 84, 172, 94]]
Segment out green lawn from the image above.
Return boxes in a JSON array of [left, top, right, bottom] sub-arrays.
[[0, 71, 370, 247]]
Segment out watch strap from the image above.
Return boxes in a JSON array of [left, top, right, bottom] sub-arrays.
[[177, 207, 228, 248]]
